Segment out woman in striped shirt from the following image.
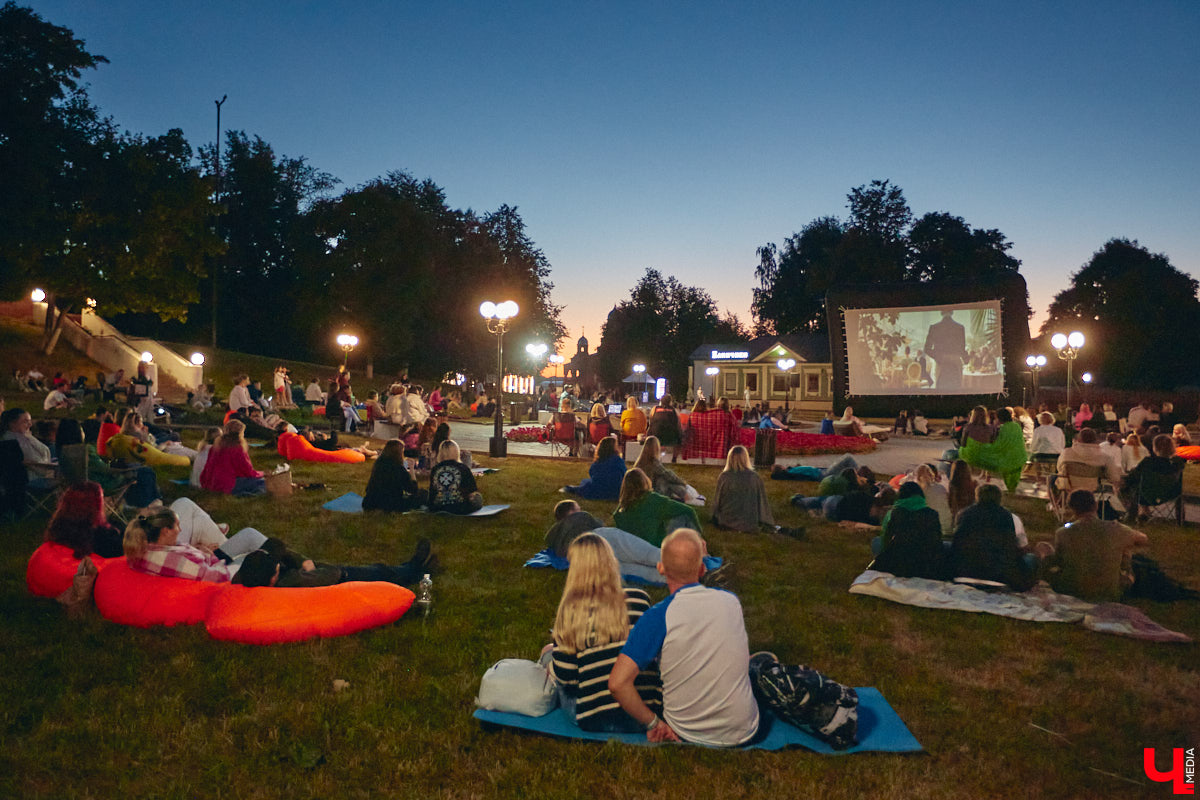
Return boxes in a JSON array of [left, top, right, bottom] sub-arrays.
[[546, 533, 662, 732]]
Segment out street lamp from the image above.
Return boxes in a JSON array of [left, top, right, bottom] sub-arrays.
[[705, 366, 719, 401], [777, 358, 796, 415], [336, 333, 359, 368], [549, 354, 564, 385], [1025, 354, 1047, 407], [481, 300, 519, 457], [140, 351, 153, 363], [190, 352, 205, 366], [1050, 331, 1084, 422], [632, 363, 646, 402], [31, 288, 45, 303]]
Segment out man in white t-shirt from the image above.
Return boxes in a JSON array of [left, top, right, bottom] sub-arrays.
[[609, 528, 759, 747]]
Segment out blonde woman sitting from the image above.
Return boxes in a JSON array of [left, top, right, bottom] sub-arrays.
[[620, 396, 648, 441], [539, 533, 662, 733], [105, 412, 191, 468], [632, 436, 703, 505], [428, 440, 483, 514], [711, 445, 803, 538]]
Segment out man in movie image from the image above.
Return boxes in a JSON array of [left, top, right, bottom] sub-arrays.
[[924, 310, 968, 390]]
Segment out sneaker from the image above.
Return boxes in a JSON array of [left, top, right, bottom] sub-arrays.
[[702, 561, 733, 589], [409, 538, 432, 568]]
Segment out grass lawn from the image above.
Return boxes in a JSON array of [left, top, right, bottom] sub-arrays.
[[1, 432, 1196, 800]]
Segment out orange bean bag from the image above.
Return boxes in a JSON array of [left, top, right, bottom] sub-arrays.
[[96, 422, 120, 457], [1176, 445, 1200, 462], [26, 542, 121, 598], [205, 582, 415, 645], [93, 559, 222, 627], [277, 431, 365, 464]]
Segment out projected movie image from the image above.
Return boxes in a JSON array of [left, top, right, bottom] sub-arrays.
[[844, 301, 1004, 395]]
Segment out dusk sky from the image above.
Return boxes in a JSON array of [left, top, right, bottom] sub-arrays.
[[26, 1, 1200, 358]]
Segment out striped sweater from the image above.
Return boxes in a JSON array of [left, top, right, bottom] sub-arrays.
[[550, 588, 663, 730]]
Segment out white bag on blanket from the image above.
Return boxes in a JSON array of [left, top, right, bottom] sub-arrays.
[[476, 659, 558, 716]]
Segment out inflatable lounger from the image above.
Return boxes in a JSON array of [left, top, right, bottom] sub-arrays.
[[277, 431, 365, 464], [28, 544, 414, 644]]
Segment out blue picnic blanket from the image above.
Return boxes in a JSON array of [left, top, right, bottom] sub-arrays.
[[474, 688, 920, 754], [524, 548, 722, 587], [322, 492, 509, 517]]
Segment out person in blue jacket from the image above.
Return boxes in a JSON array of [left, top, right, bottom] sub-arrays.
[[562, 435, 627, 500]]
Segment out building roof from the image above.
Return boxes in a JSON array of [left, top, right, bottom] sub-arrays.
[[689, 333, 830, 363]]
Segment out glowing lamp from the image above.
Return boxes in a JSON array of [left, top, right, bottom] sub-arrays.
[[190, 352, 205, 366], [31, 288, 46, 302]]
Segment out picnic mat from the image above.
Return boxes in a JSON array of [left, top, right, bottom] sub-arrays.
[[321, 493, 509, 517], [524, 548, 722, 587], [849, 570, 1192, 643], [474, 688, 921, 754]]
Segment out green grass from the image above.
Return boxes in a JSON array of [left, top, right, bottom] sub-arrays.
[[1, 432, 1197, 799]]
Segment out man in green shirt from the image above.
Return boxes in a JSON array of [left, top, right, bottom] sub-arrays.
[[1048, 490, 1147, 602]]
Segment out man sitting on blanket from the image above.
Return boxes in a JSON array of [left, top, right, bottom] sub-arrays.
[[1045, 490, 1147, 602], [546, 500, 721, 587], [949, 484, 1047, 591], [609, 529, 759, 746]]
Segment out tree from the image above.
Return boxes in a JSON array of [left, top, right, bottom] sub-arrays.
[[907, 212, 1031, 317], [752, 181, 1032, 334], [597, 269, 747, 393], [300, 173, 563, 378], [0, 4, 220, 353], [1042, 239, 1200, 390], [752, 216, 845, 335]]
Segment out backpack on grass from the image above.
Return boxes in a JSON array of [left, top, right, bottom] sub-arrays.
[[748, 652, 858, 750]]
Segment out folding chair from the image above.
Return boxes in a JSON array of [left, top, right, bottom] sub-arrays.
[[1046, 461, 1111, 522], [59, 443, 135, 523], [547, 413, 579, 458], [1132, 466, 1185, 525], [0, 440, 62, 520]]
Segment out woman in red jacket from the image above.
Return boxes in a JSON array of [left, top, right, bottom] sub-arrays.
[[200, 420, 266, 496]]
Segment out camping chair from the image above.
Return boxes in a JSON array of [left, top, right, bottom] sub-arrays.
[[1046, 461, 1112, 522], [0, 440, 62, 520], [547, 412, 580, 457], [1131, 466, 1185, 525], [59, 443, 135, 523]]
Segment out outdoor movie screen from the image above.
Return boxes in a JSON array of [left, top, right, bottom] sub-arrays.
[[844, 300, 1004, 395]]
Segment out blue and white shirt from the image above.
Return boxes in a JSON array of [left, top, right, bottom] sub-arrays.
[[622, 584, 759, 746]]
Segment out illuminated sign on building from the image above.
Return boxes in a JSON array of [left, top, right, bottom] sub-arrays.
[[710, 350, 749, 360]]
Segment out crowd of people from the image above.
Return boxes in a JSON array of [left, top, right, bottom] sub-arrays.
[[8, 366, 1197, 752]]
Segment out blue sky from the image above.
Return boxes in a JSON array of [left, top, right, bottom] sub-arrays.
[[26, 1, 1200, 354]]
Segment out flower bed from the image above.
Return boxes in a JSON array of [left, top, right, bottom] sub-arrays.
[[734, 427, 876, 456], [505, 425, 551, 443]]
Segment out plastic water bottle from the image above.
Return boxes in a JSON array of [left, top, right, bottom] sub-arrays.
[[416, 573, 433, 618]]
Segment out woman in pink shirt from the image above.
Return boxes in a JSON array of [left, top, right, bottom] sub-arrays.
[[199, 420, 265, 495]]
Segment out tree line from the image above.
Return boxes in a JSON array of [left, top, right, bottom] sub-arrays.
[[4, 3, 1196, 392], [0, 2, 564, 380]]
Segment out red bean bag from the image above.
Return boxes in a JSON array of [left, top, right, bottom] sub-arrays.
[[205, 582, 415, 645], [1176, 445, 1200, 462], [26, 542, 121, 598], [277, 431, 365, 464], [93, 559, 223, 627]]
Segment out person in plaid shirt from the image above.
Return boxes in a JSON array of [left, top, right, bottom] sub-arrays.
[[123, 507, 261, 582], [680, 401, 736, 461]]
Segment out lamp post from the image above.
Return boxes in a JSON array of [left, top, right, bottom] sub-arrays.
[[1025, 354, 1047, 407], [336, 333, 358, 368], [777, 358, 796, 415], [1050, 331, 1084, 423], [632, 363, 645, 402], [481, 300, 519, 457], [549, 354, 564, 386], [705, 366, 719, 402]]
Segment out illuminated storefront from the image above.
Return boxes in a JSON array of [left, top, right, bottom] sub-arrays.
[[688, 335, 833, 412]]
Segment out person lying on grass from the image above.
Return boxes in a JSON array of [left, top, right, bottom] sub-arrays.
[[538, 533, 663, 733], [123, 507, 436, 587]]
